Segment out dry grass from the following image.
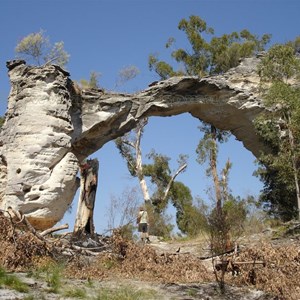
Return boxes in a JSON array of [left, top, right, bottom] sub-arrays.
[[0, 213, 300, 299], [65, 231, 212, 283], [227, 242, 300, 300], [0, 212, 52, 271]]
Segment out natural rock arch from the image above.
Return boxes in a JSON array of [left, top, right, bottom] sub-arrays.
[[0, 57, 266, 229]]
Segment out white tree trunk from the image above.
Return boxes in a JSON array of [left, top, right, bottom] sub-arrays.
[[135, 120, 151, 204]]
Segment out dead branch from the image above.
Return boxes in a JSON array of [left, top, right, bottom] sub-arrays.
[[70, 244, 101, 256], [162, 162, 187, 203], [199, 247, 237, 260], [41, 223, 69, 236], [8, 208, 46, 242], [232, 261, 266, 266]]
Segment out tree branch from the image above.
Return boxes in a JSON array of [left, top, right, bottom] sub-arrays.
[[162, 163, 187, 202], [41, 223, 69, 236]]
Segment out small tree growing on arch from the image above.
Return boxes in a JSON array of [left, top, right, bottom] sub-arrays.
[[15, 30, 70, 67]]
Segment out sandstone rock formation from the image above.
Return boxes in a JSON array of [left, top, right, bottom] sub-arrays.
[[0, 56, 266, 229]]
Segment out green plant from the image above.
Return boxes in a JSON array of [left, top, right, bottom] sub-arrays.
[[23, 296, 35, 300], [26, 268, 44, 280], [94, 285, 157, 300], [0, 116, 4, 129], [85, 277, 94, 288], [32, 262, 64, 294], [0, 267, 29, 293], [187, 288, 198, 297], [255, 42, 300, 221], [63, 287, 87, 298], [46, 266, 62, 293]]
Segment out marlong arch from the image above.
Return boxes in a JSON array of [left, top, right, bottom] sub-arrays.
[[0, 57, 267, 229]]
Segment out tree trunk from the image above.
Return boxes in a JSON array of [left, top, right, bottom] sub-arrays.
[[287, 117, 300, 220], [73, 158, 99, 238], [135, 119, 151, 204], [210, 125, 222, 212]]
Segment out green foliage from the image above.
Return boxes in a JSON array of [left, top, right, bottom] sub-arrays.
[[148, 54, 180, 79], [286, 35, 300, 55], [255, 41, 300, 220], [149, 15, 271, 79], [15, 31, 45, 65], [80, 71, 101, 89], [173, 15, 213, 76], [210, 29, 271, 74], [144, 151, 172, 210], [89, 71, 101, 89], [223, 196, 247, 238], [15, 30, 70, 67], [0, 267, 29, 293], [115, 118, 148, 177], [117, 223, 136, 240], [0, 116, 4, 129], [33, 262, 64, 294], [147, 204, 174, 238], [177, 196, 209, 237], [207, 196, 247, 255], [94, 285, 157, 300], [256, 162, 297, 221], [196, 124, 230, 169], [115, 136, 137, 177], [258, 44, 300, 82], [63, 287, 87, 298]]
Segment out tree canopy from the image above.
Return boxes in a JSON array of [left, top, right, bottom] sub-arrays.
[[15, 30, 70, 67], [149, 15, 271, 78], [255, 41, 300, 220]]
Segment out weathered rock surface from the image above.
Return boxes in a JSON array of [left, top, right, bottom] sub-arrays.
[[0, 61, 79, 229], [0, 56, 267, 229]]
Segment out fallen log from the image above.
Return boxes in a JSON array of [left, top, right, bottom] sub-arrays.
[[199, 247, 238, 260]]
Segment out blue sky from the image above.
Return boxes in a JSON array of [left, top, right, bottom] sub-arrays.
[[1, 0, 299, 233]]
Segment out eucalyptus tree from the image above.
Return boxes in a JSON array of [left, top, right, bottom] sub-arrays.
[[116, 118, 152, 204], [196, 124, 231, 211], [115, 119, 197, 235], [15, 30, 70, 67], [149, 15, 271, 78], [256, 42, 300, 220]]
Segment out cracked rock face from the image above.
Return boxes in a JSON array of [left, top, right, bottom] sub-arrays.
[[0, 57, 266, 229]]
